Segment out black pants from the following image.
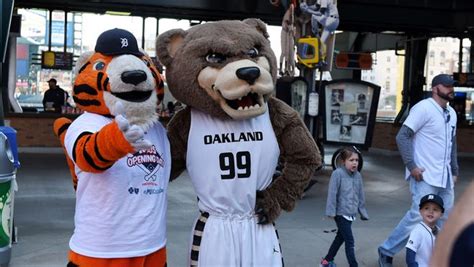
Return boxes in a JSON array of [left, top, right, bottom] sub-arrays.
[[324, 215, 358, 267]]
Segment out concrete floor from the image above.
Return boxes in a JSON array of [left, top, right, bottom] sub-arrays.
[[7, 146, 474, 267]]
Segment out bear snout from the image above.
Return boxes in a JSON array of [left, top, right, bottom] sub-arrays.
[[121, 70, 147, 85], [236, 67, 260, 85]]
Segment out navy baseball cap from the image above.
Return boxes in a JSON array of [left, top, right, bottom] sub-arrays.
[[419, 194, 445, 213], [95, 28, 144, 57], [432, 74, 457, 87]]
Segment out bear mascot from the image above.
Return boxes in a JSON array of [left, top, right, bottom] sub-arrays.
[[54, 28, 170, 267], [156, 19, 321, 266]]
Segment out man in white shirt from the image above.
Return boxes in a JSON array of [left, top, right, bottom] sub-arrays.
[[378, 74, 459, 267]]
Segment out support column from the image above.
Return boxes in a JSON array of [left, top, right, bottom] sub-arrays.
[[351, 33, 365, 81], [470, 36, 474, 73], [395, 37, 428, 123]]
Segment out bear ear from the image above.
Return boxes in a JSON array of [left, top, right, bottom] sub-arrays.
[[74, 51, 94, 77], [156, 29, 187, 67], [243, 18, 269, 39]]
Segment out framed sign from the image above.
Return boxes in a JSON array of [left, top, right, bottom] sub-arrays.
[[41, 51, 73, 70], [321, 79, 380, 149], [275, 76, 308, 119]]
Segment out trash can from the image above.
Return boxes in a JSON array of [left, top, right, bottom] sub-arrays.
[[0, 127, 19, 168], [0, 132, 17, 267]]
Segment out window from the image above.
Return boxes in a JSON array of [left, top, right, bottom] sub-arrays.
[[12, 9, 174, 113], [385, 81, 391, 91]]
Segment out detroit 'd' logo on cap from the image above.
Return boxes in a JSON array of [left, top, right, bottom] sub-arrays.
[[121, 38, 129, 48]]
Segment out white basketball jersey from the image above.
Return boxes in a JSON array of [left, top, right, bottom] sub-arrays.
[[187, 108, 280, 215]]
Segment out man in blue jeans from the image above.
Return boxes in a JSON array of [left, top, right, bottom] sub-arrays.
[[378, 74, 459, 267]]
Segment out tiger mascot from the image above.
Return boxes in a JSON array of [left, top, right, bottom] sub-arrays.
[[53, 28, 170, 267]]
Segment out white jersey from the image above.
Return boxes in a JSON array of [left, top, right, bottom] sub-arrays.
[[187, 108, 280, 215], [403, 98, 457, 188], [186, 108, 282, 266], [64, 112, 171, 258], [406, 222, 438, 267]]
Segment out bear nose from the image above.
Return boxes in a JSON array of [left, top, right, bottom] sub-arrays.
[[236, 67, 260, 85], [121, 70, 147, 85]]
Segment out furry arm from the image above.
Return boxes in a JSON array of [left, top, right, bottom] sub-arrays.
[[70, 121, 135, 173], [167, 107, 192, 180], [53, 118, 79, 190], [256, 97, 321, 223]]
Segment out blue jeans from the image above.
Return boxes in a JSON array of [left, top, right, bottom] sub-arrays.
[[325, 216, 358, 267], [379, 177, 454, 257]]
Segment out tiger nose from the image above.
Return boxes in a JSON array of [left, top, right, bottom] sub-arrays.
[[121, 70, 147, 85], [236, 67, 260, 85]]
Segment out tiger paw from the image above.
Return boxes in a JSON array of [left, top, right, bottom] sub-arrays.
[[113, 101, 152, 151]]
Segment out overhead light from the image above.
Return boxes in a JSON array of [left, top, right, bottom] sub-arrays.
[[105, 11, 131, 16]]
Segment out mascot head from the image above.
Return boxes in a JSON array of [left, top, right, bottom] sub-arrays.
[[74, 28, 164, 129], [156, 19, 277, 120]]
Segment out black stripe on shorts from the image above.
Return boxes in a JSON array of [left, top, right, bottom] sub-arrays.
[[190, 212, 209, 267], [274, 224, 285, 267]]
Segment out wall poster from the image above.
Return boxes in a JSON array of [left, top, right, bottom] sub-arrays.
[[321, 79, 380, 148]]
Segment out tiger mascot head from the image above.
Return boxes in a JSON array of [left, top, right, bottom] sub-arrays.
[[73, 28, 164, 130]]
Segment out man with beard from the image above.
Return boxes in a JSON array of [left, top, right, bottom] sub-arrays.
[[378, 74, 459, 267]]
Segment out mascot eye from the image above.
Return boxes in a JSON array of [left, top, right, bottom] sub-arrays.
[[246, 48, 259, 58], [206, 53, 226, 64], [93, 61, 106, 71]]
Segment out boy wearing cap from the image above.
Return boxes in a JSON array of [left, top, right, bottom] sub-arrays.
[[378, 74, 459, 267], [406, 194, 444, 267]]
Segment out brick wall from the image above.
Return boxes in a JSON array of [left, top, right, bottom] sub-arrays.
[[371, 122, 474, 153], [6, 116, 61, 147]]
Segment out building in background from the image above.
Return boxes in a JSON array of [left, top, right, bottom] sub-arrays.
[[362, 37, 472, 120]]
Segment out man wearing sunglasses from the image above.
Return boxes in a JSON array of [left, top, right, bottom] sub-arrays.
[[378, 74, 459, 267]]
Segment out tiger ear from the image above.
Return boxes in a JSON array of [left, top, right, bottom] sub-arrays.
[[74, 51, 94, 76], [155, 29, 187, 67], [139, 47, 150, 58]]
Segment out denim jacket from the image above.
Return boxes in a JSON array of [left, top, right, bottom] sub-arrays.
[[325, 167, 369, 219]]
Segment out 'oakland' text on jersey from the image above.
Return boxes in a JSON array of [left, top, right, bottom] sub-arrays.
[[204, 131, 263, 144]]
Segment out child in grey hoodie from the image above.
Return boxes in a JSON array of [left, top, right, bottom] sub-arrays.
[[320, 147, 369, 267]]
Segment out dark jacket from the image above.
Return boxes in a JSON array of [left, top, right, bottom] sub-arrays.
[[43, 86, 69, 112]]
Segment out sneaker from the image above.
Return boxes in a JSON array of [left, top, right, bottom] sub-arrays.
[[377, 247, 393, 267], [320, 259, 336, 267]]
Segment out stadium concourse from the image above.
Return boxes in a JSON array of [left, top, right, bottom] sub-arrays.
[[9, 145, 474, 267]]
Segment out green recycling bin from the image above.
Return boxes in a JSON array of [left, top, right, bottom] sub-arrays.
[[0, 132, 16, 266]]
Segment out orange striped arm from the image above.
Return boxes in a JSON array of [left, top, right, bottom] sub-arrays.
[[71, 121, 134, 173], [53, 118, 79, 190]]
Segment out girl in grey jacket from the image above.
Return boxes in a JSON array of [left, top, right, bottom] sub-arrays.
[[320, 147, 369, 267]]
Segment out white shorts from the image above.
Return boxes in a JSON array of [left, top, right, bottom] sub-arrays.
[[189, 212, 283, 267]]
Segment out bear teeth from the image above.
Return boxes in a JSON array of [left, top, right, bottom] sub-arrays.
[[237, 103, 260, 111]]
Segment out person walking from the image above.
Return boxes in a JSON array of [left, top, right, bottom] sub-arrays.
[[320, 146, 369, 267], [378, 74, 459, 266]]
